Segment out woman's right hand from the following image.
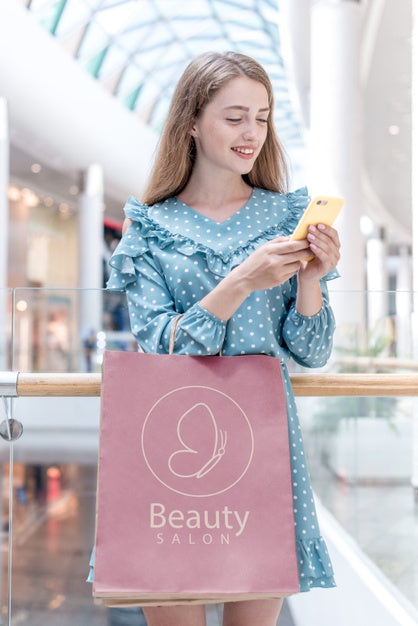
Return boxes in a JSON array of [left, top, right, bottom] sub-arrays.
[[199, 236, 310, 322], [232, 236, 311, 293]]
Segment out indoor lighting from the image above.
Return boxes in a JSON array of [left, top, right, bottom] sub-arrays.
[[8, 185, 20, 201], [16, 300, 28, 312], [59, 202, 70, 215], [21, 188, 40, 207], [43, 196, 54, 207], [31, 163, 42, 173], [388, 125, 400, 136], [360, 215, 375, 237]]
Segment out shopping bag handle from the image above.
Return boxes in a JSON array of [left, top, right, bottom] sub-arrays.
[[169, 314, 222, 356], [169, 314, 185, 355]]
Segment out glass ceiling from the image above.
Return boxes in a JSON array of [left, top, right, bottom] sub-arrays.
[[25, 0, 303, 149]]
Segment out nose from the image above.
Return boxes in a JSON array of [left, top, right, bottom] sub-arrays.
[[242, 120, 258, 141]]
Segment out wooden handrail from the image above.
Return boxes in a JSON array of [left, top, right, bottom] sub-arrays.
[[17, 373, 102, 397], [14, 372, 418, 397]]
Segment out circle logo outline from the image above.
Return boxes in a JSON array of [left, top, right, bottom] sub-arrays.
[[141, 385, 254, 497]]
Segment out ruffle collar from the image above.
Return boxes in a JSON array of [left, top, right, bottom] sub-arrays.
[[111, 188, 309, 278]]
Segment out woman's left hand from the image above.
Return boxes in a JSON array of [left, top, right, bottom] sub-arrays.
[[298, 224, 340, 281]]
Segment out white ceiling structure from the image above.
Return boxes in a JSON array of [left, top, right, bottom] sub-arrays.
[[25, 0, 304, 143], [361, 0, 411, 244], [1, 0, 412, 243]]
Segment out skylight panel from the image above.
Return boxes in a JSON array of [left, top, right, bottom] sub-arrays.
[[77, 20, 110, 60], [25, 0, 305, 154], [99, 44, 130, 77], [115, 63, 145, 97], [54, 0, 92, 37]]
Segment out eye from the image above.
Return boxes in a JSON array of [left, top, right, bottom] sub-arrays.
[[226, 118, 242, 123], [257, 118, 268, 124]]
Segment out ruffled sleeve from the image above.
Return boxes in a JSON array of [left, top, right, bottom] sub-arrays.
[[106, 197, 226, 354], [282, 276, 336, 368], [279, 188, 339, 365], [106, 197, 152, 291]]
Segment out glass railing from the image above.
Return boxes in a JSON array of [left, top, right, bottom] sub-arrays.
[[0, 288, 417, 625], [0, 289, 12, 371], [11, 287, 137, 374], [1, 289, 106, 624], [294, 289, 418, 621]]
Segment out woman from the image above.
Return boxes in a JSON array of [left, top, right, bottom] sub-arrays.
[[106, 51, 340, 626]]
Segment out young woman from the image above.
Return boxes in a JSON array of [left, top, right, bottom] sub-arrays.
[[106, 51, 340, 626]]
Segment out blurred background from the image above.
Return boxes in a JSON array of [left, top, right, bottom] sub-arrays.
[[0, 1, 417, 625]]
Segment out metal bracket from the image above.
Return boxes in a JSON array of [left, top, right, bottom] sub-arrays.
[[0, 371, 18, 397], [0, 373, 23, 441]]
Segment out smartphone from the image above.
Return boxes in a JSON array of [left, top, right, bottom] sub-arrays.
[[290, 195, 344, 260]]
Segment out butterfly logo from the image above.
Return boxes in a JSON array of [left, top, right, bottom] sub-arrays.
[[168, 403, 227, 479]]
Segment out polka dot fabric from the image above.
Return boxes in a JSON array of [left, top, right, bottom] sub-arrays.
[[107, 187, 337, 591]]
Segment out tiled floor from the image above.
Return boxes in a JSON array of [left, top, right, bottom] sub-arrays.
[[4, 453, 416, 625], [1, 464, 294, 625]]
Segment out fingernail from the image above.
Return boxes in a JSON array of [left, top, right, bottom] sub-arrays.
[[317, 224, 326, 231]]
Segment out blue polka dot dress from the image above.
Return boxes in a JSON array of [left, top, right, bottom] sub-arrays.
[[106, 186, 337, 592]]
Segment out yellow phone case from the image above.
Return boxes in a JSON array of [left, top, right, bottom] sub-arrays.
[[291, 196, 344, 241], [290, 195, 344, 261]]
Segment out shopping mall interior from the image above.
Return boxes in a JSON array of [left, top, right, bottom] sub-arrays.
[[0, 0, 417, 624]]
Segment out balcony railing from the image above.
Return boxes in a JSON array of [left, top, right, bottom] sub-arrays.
[[7, 370, 418, 397], [0, 287, 417, 625]]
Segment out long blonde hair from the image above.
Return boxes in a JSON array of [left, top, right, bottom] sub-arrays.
[[143, 51, 289, 206]]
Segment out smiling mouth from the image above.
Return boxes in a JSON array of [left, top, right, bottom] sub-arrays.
[[231, 147, 255, 156]]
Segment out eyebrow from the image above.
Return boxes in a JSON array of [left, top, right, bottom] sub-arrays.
[[223, 105, 270, 112]]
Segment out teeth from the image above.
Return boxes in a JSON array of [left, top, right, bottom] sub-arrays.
[[233, 147, 254, 155]]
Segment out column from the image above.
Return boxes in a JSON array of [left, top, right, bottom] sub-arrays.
[[0, 98, 9, 370], [279, 0, 311, 187], [78, 164, 104, 371], [309, 0, 365, 327], [411, 0, 418, 495], [279, 0, 311, 127], [366, 228, 387, 335], [395, 245, 412, 360]]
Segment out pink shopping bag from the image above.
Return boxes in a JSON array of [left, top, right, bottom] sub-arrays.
[[93, 350, 299, 606]]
